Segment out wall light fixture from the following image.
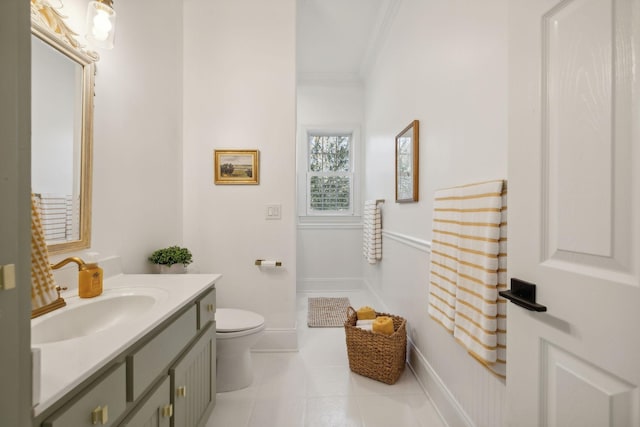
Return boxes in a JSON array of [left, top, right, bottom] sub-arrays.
[[86, 0, 116, 49]]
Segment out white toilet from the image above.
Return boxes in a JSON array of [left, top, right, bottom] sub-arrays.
[[215, 308, 265, 392]]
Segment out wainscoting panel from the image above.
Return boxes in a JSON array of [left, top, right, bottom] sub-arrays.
[[365, 232, 506, 427]]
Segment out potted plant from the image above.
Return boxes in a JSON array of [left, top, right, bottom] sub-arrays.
[[148, 245, 193, 274]]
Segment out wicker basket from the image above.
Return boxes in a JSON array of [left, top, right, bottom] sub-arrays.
[[344, 306, 407, 384]]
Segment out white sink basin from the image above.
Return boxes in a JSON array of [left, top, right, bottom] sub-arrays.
[[32, 287, 168, 345]]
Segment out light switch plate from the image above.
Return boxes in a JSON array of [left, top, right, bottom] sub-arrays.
[[1, 264, 16, 290], [266, 204, 281, 220]]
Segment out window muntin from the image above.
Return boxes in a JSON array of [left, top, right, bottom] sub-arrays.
[[307, 134, 353, 214]]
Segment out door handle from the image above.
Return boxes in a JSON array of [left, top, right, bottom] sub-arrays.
[[499, 278, 547, 312]]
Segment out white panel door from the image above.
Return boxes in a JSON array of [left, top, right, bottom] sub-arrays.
[[507, 0, 640, 426]]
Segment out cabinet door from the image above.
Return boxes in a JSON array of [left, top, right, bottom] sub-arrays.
[[119, 377, 171, 427], [43, 363, 126, 427], [197, 288, 216, 330], [170, 323, 216, 427]]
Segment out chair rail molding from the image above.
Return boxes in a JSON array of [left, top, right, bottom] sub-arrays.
[[382, 230, 431, 253]]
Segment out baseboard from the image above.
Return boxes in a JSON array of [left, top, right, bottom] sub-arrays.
[[297, 277, 364, 292], [252, 327, 298, 352], [362, 278, 473, 427], [407, 342, 475, 427]]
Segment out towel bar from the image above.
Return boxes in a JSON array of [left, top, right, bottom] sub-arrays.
[[499, 278, 547, 312]]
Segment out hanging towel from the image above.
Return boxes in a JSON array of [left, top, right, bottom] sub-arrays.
[[363, 200, 382, 264], [427, 185, 462, 334], [496, 186, 508, 375], [31, 193, 59, 311], [427, 180, 507, 378]]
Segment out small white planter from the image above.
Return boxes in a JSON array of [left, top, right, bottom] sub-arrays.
[[156, 264, 186, 274]]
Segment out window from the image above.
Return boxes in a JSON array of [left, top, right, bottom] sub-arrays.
[[306, 133, 354, 215]]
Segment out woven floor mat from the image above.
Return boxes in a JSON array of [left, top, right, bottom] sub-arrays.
[[307, 297, 351, 327]]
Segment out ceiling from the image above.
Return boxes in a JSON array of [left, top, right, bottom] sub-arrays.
[[296, 0, 399, 85]]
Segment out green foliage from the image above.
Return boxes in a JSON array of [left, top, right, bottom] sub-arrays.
[[309, 176, 350, 210], [309, 135, 350, 172], [220, 163, 235, 175], [308, 134, 352, 211], [148, 246, 193, 266]]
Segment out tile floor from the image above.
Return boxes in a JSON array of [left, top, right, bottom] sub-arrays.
[[205, 289, 446, 427]]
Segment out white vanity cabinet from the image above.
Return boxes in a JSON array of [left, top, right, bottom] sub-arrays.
[[35, 286, 217, 427]]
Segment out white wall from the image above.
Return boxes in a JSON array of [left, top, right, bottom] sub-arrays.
[[363, 1, 508, 426], [49, 0, 184, 273], [183, 0, 297, 349], [296, 84, 365, 290]]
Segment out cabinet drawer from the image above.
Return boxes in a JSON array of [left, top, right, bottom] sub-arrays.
[[127, 305, 197, 402], [198, 288, 216, 329], [43, 363, 126, 427], [119, 376, 171, 427]]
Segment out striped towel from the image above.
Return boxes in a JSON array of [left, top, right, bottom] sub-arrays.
[[31, 193, 59, 311], [427, 180, 507, 378], [34, 193, 76, 242], [363, 200, 382, 264]]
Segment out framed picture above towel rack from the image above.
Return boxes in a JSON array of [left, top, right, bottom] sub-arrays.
[[395, 120, 419, 202]]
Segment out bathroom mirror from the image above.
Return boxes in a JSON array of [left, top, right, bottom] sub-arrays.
[[31, 0, 97, 254], [395, 120, 419, 203]]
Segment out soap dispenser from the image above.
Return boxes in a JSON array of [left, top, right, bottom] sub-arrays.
[[51, 256, 103, 298]]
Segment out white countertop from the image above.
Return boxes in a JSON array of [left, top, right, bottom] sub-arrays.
[[32, 273, 220, 417]]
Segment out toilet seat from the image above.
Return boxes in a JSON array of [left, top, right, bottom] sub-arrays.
[[216, 308, 264, 333]]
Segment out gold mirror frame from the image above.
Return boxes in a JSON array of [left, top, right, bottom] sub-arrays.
[[31, 0, 97, 255], [395, 120, 419, 203]]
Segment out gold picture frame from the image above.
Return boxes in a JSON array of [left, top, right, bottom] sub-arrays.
[[395, 120, 419, 202], [214, 149, 260, 185]]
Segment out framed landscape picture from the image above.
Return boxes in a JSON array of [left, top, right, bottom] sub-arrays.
[[214, 149, 259, 185]]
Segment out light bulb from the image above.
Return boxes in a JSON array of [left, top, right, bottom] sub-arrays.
[[93, 11, 113, 33], [91, 11, 112, 41], [86, 1, 116, 49]]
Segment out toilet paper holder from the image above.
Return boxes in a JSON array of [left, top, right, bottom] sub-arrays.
[[254, 259, 282, 267]]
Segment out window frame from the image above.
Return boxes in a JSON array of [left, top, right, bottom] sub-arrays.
[[298, 125, 361, 219]]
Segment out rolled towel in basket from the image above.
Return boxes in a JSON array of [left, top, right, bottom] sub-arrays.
[[356, 319, 374, 331], [357, 306, 376, 320], [372, 316, 394, 336]]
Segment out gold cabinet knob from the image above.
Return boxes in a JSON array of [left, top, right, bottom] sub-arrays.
[[91, 405, 108, 425], [161, 403, 173, 418], [207, 303, 215, 312], [176, 386, 187, 397]]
